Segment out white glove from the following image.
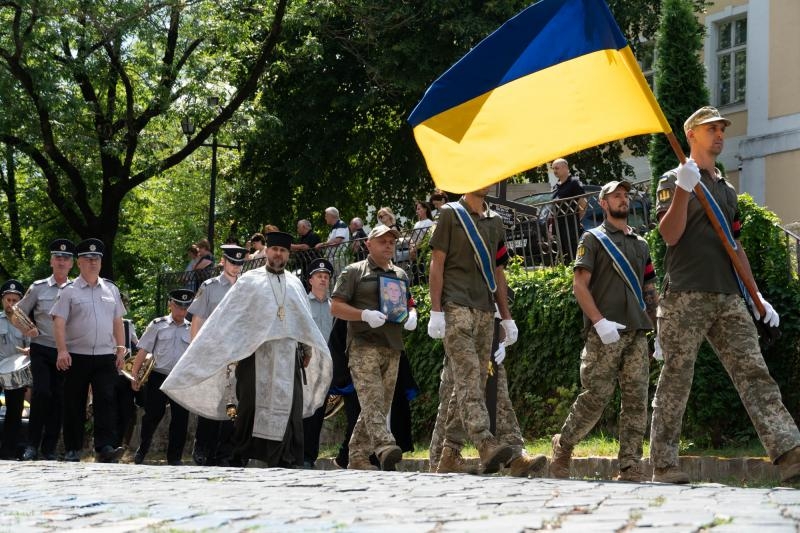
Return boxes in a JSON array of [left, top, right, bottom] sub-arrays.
[[500, 319, 518, 347], [750, 292, 780, 328], [404, 308, 418, 331], [361, 309, 387, 328], [493, 343, 506, 365], [653, 337, 663, 361], [428, 311, 445, 339], [675, 158, 700, 192], [593, 318, 626, 345]]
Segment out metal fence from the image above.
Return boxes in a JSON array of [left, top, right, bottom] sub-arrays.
[[778, 224, 800, 279], [155, 187, 657, 311]]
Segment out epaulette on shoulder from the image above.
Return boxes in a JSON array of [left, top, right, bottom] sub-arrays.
[[102, 277, 117, 287], [33, 279, 47, 285], [152, 316, 167, 324], [202, 277, 216, 286]]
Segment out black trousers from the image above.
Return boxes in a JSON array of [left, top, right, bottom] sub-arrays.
[[27, 344, 64, 455], [138, 372, 189, 463], [62, 353, 117, 452], [0, 386, 26, 458], [113, 374, 138, 448], [194, 416, 234, 465], [302, 403, 326, 465], [231, 353, 304, 468]]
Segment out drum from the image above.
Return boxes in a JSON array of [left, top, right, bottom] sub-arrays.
[[0, 354, 33, 390]]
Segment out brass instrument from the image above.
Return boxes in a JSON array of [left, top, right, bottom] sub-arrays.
[[121, 352, 156, 385], [11, 305, 37, 334]]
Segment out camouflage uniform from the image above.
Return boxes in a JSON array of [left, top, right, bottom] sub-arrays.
[[429, 323, 525, 468], [558, 330, 649, 469], [650, 169, 800, 469], [428, 199, 509, 454], [557, 220, 655, 470], [331, 256, 412, 465]]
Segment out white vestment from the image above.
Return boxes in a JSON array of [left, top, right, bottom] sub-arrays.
[[162, 267, 332, 441]]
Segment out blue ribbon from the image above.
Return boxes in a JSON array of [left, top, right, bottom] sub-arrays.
[[588, 226, 645, 311], [697, 181, 745, 297], [447, 201, 497, 293]]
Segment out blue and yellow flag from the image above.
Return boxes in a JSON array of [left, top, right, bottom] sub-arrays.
[[408, 0, 671, 193]]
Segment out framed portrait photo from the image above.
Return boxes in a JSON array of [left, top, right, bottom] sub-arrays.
[[378, 275, 409, 324]]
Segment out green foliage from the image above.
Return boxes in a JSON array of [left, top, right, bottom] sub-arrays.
[[407, 197, 800, 448], [645, 0, 710, 287]]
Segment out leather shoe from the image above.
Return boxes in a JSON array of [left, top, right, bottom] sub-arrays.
[[41, 451, 58, 461], [64, 450, 81, 462], [192, 449, 208, 466], [133, 449, 145, 465], [22, 446, 38, 461], [96, 445, 124, 463]]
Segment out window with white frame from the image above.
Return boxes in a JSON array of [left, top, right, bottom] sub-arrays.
[[716, 16, 747, 107]]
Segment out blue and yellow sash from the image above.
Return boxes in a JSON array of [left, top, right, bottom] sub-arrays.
[[588, 226, 644, 311], [448, 201, 497, 293]]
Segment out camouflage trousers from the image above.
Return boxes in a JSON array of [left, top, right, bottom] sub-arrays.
[[558, 329, 649, 470], [347, 338, 400, 462], [650, 291, 800, 468], [436, 303, 496, 452], [430, 356, 525, 467]]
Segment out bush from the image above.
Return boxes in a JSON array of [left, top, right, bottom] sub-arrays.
[[405, 196, 800, 449]]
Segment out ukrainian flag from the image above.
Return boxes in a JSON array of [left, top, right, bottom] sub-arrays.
[[408, 0, 671, 193]]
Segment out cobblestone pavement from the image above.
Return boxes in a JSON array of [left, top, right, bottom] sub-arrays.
[[1, 461, 799, 532]]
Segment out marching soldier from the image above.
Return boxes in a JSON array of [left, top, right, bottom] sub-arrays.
[[0, 280, 30, 459], [51, 238, 127, 463], [12, 238, 75, 461], [131, 289, 194, 466]]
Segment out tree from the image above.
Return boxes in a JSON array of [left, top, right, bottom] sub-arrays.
[[0, 0, 288, 278], [231, 0, 711, 232], [645, 0, 709, 281], [648, 0, 710, 183]]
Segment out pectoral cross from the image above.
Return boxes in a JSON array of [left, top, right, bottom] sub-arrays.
[[277, 306, 285, 321]]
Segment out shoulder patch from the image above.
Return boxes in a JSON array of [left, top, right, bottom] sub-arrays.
[[576, 244, 586, 260], [657, 188, 673, 203]]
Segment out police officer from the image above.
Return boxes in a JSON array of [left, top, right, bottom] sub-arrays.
[[131, 289, 194, 466], [550, 180, 657, 482], [0, 280, 30, 459], [188, 243, 246, 466], [302, 258, 334, 468], [51, 238, 127, 463], [331, 225, 418, 471], [12, 238, 75, 461]]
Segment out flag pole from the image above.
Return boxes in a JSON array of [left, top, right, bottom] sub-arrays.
[[664, 132, 765, 317]]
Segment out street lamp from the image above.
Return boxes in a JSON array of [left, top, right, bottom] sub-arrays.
[[181, 98, 237, 252]]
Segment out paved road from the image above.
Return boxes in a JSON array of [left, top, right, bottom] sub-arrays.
[[2, 461, 799, 532]]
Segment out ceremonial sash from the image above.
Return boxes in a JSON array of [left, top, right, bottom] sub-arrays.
[[587, 227, 645, 311], [447, 201, 497, 293], [697, 181, 746, 297]]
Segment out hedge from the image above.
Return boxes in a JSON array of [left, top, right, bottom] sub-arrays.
[[405, 195, 800, 450]]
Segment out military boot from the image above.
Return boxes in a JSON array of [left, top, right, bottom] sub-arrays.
[[477, 437, 514, 474], [549, 434, 572, 479], [507, 452, 547, 478], [376, 444, 402, 471], [616, 462, 644, 482], [777, 446, 800, 483], [652, 466, 690, 484], [436, 446, 479, 475], [348, 456, 379, 471]]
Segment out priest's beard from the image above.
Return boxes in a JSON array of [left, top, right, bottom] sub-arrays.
[[267, 256, 287, 273]]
